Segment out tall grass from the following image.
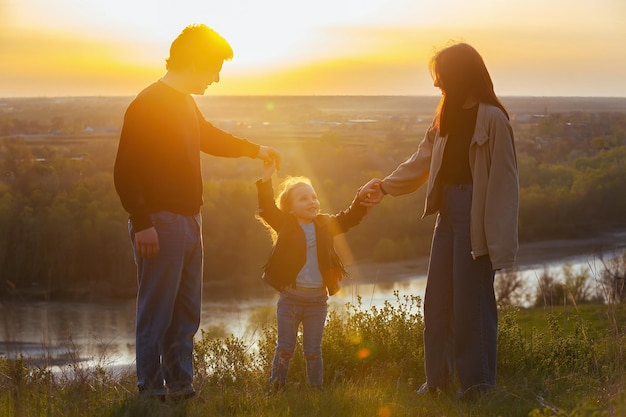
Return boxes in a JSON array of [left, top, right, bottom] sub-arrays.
[[1, 280, 625, 416]]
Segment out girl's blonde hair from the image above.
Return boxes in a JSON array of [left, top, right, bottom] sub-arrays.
[[258, 176, 314, 243], [276, 176, 313, 212]]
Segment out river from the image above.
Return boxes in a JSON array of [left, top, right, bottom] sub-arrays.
[[1, 232, 624, 372]]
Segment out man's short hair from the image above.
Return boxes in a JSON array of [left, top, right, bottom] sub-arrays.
[[166, 24, 234, 71]]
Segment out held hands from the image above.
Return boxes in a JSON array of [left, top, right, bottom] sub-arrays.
[[256, 146, 281, 170], [359, 178, 385, 207]]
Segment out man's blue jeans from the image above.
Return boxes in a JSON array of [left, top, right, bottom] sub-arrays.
[[423, 184, 497, 394], [270, 289, 328, 387], [129, 211, 202, 397]]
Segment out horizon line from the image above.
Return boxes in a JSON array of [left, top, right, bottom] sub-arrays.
[[2, 94, 626, 100]]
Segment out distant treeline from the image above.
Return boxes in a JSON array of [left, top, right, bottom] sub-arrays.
[[0, 106, 625, 300]]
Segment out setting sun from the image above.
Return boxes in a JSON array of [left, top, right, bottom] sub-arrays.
[[1, 0, 625, 97]]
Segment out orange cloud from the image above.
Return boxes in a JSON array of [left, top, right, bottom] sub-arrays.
[[0, 28, 160, 97]]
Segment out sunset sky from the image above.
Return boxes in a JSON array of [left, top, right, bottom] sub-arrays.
[[1, 0, 625, 98]]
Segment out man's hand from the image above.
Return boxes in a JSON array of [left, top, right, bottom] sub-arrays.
[[135, 227, 159, 259], [256, 146, 281, 170], [359, 178, 385, 207]]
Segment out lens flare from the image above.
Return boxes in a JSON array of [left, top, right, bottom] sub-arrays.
[[356, 347, 371, 360], [378, 405, 392, 417]]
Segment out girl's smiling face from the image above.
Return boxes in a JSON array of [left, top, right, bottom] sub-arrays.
[[289, 183, 320, 223]]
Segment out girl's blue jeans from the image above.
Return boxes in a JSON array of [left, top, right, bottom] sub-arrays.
[[271, 290, 328, 387], [129, 211, 202, 397], [423, 184, 497, 394]]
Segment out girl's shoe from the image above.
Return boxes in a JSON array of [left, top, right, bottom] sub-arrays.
[[265, 382, 285, 396]]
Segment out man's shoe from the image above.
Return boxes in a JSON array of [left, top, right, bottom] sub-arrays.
[[168, 387, 196, 403], [138, 387, 166, 403]]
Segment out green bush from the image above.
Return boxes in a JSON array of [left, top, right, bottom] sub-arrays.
[[1, 298, 625, 416]]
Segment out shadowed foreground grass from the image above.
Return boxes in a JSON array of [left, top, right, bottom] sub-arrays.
[[1, 293, 625, 417]]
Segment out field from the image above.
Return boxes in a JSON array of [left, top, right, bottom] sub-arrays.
[[1, 299, 625, 417], [1, 95, 626, 416]]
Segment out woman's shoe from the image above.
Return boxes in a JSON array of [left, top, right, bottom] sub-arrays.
[[415, 382, 437, 396]]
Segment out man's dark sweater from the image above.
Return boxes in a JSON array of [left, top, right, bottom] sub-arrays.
[[114, 81, 259, 231]]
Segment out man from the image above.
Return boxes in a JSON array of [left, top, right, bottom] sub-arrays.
[[113, 23, 280, 401]]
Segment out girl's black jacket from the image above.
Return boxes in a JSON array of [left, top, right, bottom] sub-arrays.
[[256, 179, 368, 295]]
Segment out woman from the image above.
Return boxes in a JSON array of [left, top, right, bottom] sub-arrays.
[[362, 42, 519, 399]]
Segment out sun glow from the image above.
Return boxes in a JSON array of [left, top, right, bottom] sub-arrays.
[[1, 0, 625, 97]]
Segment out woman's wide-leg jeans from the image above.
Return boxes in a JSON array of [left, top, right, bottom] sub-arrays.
[[423, 184, 497, 394]]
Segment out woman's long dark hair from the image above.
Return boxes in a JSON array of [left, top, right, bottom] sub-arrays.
[[430, 43, 508, 136]]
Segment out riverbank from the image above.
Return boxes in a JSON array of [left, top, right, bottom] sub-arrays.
[[2, 230, 624, 371], [2, 230, 625, 302], [346, 229, 626, 285]]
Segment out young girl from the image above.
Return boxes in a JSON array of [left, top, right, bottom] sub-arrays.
[[256, 160, 371, 392]]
